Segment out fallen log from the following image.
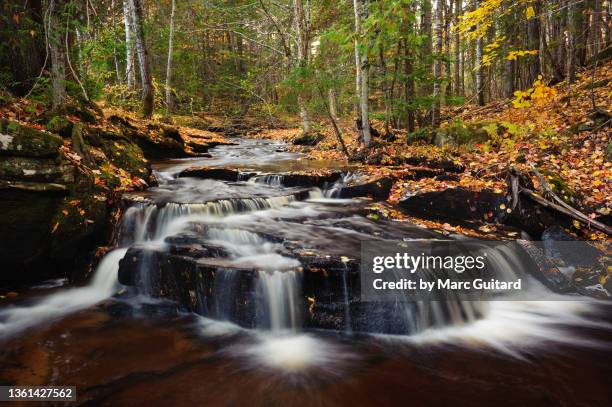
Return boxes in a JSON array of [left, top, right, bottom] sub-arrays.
[[507, 166, 612, 236]]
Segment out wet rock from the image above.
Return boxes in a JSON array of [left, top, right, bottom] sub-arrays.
[[186, 141, 209, 154], [336, 176, 394, 200], [398, 188, 509, 224], [516, 240, 575, 293], [293, 132, 324, 146], [179, 166, 241, 181]]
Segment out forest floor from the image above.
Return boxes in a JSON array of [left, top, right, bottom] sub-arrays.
[[250, 61, 612, 240]]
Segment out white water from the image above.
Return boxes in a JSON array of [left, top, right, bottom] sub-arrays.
[[0, 248, 127, 338], [257, 270, 301, 332]]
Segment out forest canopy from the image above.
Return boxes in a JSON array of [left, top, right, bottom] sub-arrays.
[[2, 0, 610, 134]]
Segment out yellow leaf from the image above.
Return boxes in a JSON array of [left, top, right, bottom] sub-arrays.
[[525, 6, 535, 19]]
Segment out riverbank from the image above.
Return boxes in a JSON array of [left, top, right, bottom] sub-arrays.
[[248, 62, 612, 241]]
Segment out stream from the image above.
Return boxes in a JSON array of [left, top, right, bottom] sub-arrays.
[[1, 138, 611, 406]]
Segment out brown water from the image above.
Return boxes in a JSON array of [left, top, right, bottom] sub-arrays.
[[1, 300, 611, 406]]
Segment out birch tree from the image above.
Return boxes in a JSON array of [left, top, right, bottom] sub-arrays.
[[294, 0, 312, 135], [165, 0, 177, 115], [354, 0, 371, 147], [123, 0, 136, 89]]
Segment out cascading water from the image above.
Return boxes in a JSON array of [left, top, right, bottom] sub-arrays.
[[2, 138, 607, 364], [0, 248, 127, 338], [256, 270, 301, 333]]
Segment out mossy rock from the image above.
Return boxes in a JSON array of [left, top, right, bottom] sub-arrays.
[[99, 137, 149, 178], [583, 78, 609, 90], [434, 121, 496, 147], [60, 102, 98, 124], [293, 132, 324, 146], [0, 120, 63, 157], [0, 156, 75, 183], [45, 116, 73, 138]]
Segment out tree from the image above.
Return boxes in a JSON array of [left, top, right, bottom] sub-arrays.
[[474, 0, 485, 106], [165, 0, 177, 115], [354, 0, 371, 147], [432, 0, 443, 127], [294, 0, 312, 135], [123, 0, 136, 89], [130, 0, 154, 117], [47, 0, 66, 108]]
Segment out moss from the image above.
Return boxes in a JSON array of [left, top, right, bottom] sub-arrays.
[[99, 138, 149, 177], [434, 121, 495, 147], [45, 116, 73, 138], [54, 102, 98, 124], [0, 120, 63, 157], [293, 132, 324, 146], [540, 170, 579, 205], [583, 78, 609, 90]]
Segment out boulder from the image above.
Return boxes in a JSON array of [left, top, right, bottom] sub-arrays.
[[179, 166, 241, 181], [293, 132, 324, 146], [0, 120, 63, 157], [336, 176, 394, 200], [398, 188, 509, 224]]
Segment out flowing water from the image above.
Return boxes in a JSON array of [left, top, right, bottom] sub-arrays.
[[1, 138, 611, 406]]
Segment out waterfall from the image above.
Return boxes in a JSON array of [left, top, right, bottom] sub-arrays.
[[0, 248, 127, 338], [256, 270, 301, 333], [248, 174, 284, 186], [212, 268, 239, 320], [324, 172, 359, 198], [340, 263, 352, 334]]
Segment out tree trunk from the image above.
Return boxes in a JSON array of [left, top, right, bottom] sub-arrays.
[[48, 0, 66, 109], [453, 0, 462, 96], [566, 0, 576, 83], [123, 0, 136, 89], [294, 0, 311, 135], [475, 0, 485, 106], [328, 88, 338, 119], [404, 37, 415, 132], [444, 0, 452, 97], [432, 0, 442, 127], [165, 0, 176, 115], [353, 0, 362, 126], [130, 0, 154, 117], [527, 0, 541, 83], [357, 0, 371, 146]]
